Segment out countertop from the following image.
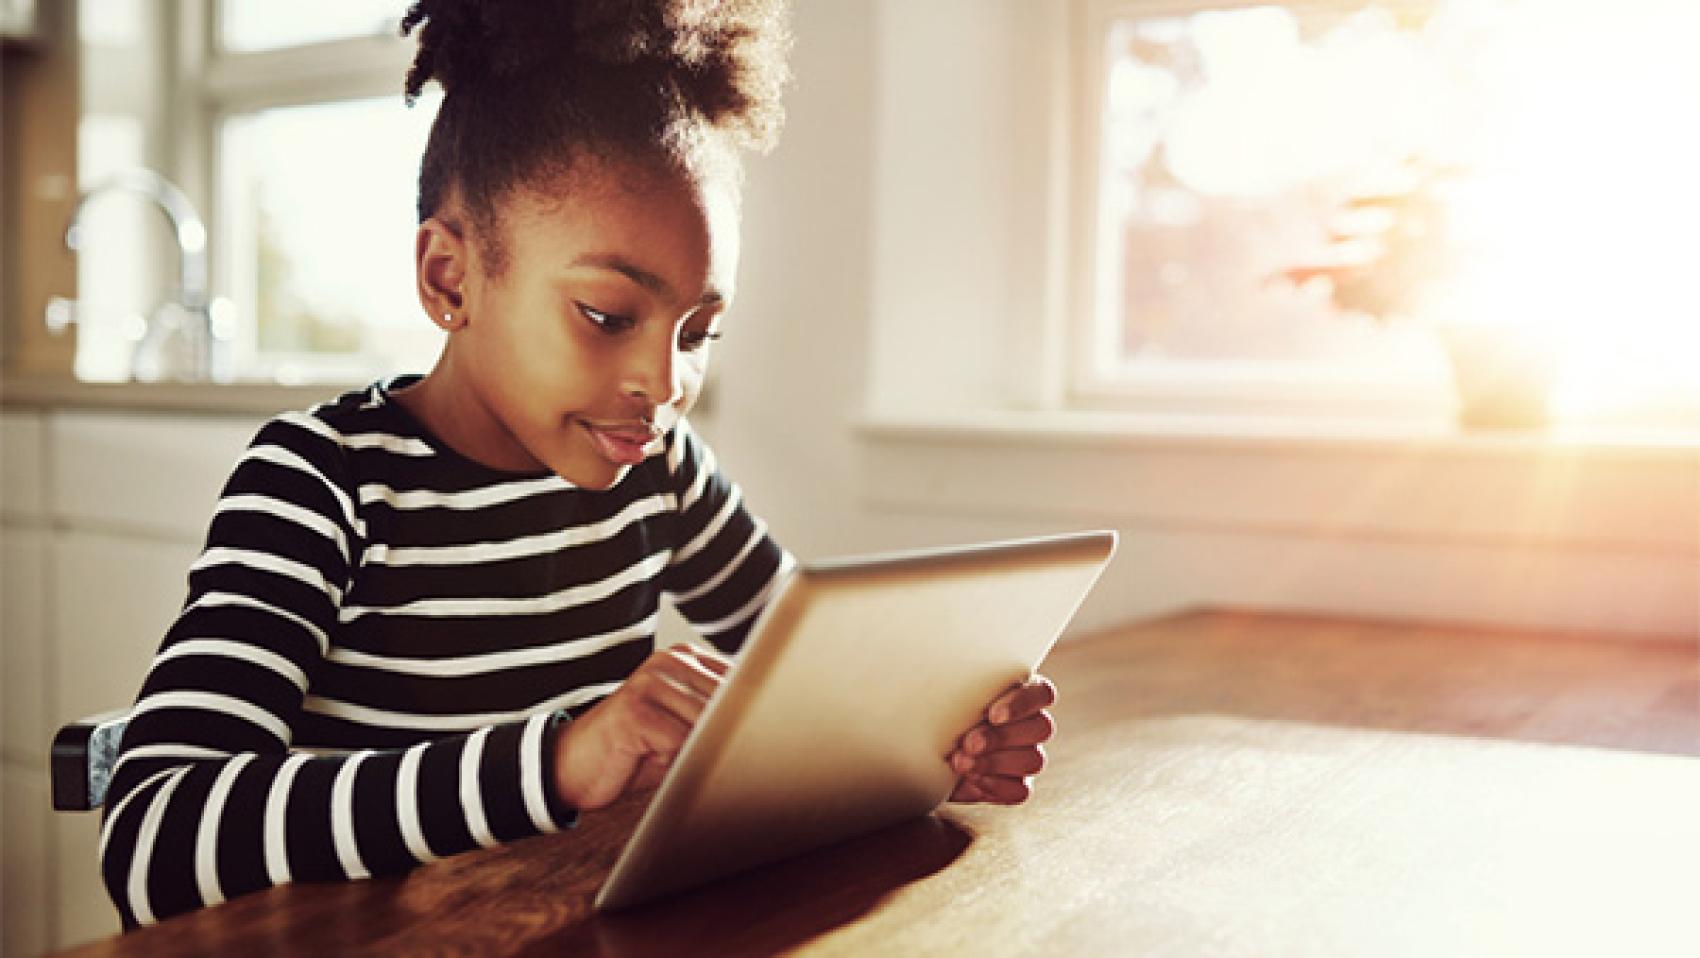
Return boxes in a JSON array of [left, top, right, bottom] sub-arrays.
[[0, 374, 360, 417]]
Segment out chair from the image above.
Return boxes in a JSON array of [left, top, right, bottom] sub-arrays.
[[51, 710, 130, 811]]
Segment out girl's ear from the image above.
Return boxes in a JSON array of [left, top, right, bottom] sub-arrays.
[[416, 217, 469, 331]]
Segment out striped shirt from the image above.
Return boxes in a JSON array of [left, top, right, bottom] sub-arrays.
[[99, 377, 791, 928]]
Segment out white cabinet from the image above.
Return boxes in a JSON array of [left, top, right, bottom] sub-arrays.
[[0, 411, 46, 519], [2, 410, 53, 956], [51, 413, 261, 539], [2, 528, 48, 763], [0, 407, 264, 950], [3, 766, 51, 957], [52, 531, 201, 722]]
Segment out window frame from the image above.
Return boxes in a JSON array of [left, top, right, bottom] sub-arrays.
[[1065, 0, 1452, 424]]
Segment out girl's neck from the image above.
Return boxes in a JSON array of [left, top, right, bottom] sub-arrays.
[[391, 359, 544, 474]]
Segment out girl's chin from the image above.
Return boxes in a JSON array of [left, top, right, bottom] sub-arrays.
[[545, 452, 631, 491]]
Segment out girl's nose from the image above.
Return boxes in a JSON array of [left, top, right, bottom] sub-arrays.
[[622, 340, 685, 406]]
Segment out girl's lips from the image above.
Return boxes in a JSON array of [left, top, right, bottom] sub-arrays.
[[581, 422, 657, 466]]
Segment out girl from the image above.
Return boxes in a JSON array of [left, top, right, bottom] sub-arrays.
[[100, 0, 1057, 928]]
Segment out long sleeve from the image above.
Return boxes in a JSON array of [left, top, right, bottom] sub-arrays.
[[99, 415, 574, 929], [659, 420, 793, 655]]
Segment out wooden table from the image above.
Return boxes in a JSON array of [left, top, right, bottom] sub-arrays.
[[61, 609, 1700, 957]]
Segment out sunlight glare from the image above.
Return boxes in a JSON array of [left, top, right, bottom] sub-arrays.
[[1431, 0, 1700, 424]]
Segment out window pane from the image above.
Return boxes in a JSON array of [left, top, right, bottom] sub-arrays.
[[1094, 6, 1445, 384], [74, 115, 154, 382], [75, 0, 168, 383], [219, 0, 401, 52], [221, 92, 444, 382], [1092, 1, 1700, 427]]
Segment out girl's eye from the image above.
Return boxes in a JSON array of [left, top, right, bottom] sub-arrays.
[[577, 302, 635, 334], [680, 328, 723, 351]]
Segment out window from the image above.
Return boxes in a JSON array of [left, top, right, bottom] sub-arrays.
[[217, 0, 398, 52], [1078, 0, 1700, 429], [218, 91, 443, 383], [208, 1, 441, 383], [74, 1, 441, 384]]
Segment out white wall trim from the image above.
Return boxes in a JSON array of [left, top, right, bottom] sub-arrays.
[[857, 411, 1700, 638], [860, 410, 1700, 464]]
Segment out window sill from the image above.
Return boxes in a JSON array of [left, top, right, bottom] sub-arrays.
[[858, 408, 1700, 463], [855, 408, 1700, 558]]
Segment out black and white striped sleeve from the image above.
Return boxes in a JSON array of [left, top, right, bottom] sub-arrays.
[[98, 415, 574, 929], [659, 420, 793, 655]]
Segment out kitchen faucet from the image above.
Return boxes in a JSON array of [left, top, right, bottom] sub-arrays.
[[46, 167, 231, 381]]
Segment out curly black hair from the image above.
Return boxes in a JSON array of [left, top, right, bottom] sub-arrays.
[[400, 0, 790, 271]]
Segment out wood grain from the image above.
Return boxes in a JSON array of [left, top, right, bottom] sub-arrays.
[[56, 608, 1700, 956]]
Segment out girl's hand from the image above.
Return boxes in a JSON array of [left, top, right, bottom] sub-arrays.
[[551, 643, 729, 811], [947, 675, 1058, 805]]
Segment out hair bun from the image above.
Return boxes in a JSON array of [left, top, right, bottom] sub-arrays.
[[402, 0, 788, 150], [570, 0, 741, 68]]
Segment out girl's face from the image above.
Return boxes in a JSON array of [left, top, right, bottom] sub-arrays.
[[444, 157, 739, 489]]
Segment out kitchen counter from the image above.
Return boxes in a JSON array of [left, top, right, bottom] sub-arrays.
[[0, 374, 359, 416]]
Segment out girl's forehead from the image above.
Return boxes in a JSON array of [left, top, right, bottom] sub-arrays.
[[520, 151, 735, 221], [499, 160, 742, 287]]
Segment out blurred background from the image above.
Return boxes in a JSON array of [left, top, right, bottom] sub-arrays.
[[3, 0, 1697, 950]]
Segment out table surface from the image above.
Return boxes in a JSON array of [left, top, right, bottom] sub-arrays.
[[60, 609, 1700, 957]]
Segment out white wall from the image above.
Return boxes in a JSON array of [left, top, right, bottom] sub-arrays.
[[699, 0, 1699, 640], [711, 0, 1061, 553]]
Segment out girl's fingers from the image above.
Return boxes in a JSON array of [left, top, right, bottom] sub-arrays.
[[986, 675, 1058, 725], [963, 713, 1055, 754], [635, 667, 715, 726], [948, 682, 1059, 798], [629, 691, 696, 746], [635, 645, 728, 721], [629, 753, 675, 792], [972, 745, 1046, 778], [559, 649, 733, 809], [949, 777, 987, 803], [659, 644, 729, 693], [963, 773, 1032, 806], [673, 642, 732, 677]]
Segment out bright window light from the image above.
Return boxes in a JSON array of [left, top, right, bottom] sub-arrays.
[[1092, 0, 1700, 430], [218, 0, 402, 52], [220, 91, 445, 383]]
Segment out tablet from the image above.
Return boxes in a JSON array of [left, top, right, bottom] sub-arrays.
[[594, 529, 1118, 910]]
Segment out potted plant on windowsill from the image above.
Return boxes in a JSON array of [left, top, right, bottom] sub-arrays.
[[1285, 164, 1558, 430]]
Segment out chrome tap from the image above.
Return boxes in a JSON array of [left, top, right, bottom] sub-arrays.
[[47, 168, 231, 381]]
